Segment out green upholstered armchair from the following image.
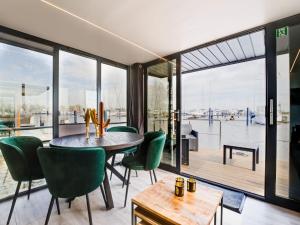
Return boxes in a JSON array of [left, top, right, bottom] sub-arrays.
[[122, 131, 166, 207], [107, 126, 138, 180], [37, 147, 106, 225], [0, 136, 44, 225]]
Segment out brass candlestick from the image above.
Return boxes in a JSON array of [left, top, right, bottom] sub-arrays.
[[90, 102, 110, 138], [83, 108, 91, 139]]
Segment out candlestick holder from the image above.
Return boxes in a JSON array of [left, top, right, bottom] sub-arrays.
[[90, 102, 110, 138], [83, 108, 91, 139], [175, 177, 185, 197], [187, 177, 196, 192]]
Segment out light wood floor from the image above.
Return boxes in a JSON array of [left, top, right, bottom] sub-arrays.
[[0, 168, 299, 225], [182, 149, 289, 197]]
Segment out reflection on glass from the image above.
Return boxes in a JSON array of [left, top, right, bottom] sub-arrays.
[[0, 42, 53, 199], [101, 64, 127, 124], [147, 60, 177, 167], [276, 24, 300, 200], [59, 50, 97, 125]]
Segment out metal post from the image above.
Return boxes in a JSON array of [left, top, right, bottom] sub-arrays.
[[246, 107, 249, 126]]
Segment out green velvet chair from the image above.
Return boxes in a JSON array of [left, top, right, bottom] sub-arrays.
[[0, 136, 48, 225], [122, 131, 166, 207], [107, 126, 138, 180], [37, 147, 106, 225]]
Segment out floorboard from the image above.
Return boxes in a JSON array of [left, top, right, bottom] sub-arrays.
[[0, 168, 299, 225]]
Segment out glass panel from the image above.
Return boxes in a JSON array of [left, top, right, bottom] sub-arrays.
[[227, 38, 246, 60], [199, 48, 219, 65], [217, 42, 236, 62], [251, 30, 265, 56], [184, 53, 206, 68], [181, 58, 266, 195], [147, 60, 177, 167], [101, 63, 127, 124], [238, 35, 255, 58], [276, 24, 300, 200], [59, 50, 97, 129], [192, 50, 214, 66], [0, 42, 52, 199], [207, 45, 228, 64]]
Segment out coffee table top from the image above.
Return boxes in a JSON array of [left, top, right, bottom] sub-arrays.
[[132, 176, 223, 225]]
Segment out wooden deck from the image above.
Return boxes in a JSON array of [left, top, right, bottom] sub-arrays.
[[181, 149, 289, 197]]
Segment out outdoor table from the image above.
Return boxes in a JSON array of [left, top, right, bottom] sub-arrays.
[[49, 132, 144, 210]]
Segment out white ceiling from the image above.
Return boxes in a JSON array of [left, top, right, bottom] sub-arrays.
[[0, 0, 299, 65]]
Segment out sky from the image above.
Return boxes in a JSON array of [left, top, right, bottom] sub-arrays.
[[182, 58, 266, 112], [0, 43, 127, 111]]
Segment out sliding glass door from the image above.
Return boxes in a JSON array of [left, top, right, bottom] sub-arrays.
[[179, 30, 266, 196], [275, 23, 300, 201], [146, 58, 180, 170]]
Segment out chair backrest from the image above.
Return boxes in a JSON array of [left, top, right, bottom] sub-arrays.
[[0, 136, 43, 181], [37, 147, 106, 198], [107, 126, 138, 133], [141, 131, 166, 170], [181, 124, 192, 135]]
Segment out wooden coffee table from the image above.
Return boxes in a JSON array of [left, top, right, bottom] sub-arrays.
[[131, 176, 224, 225]]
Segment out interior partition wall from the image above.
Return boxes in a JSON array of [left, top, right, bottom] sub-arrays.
[[0, 25, 129, 202]]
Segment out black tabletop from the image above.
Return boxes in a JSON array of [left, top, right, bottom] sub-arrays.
[[49, 132, 144, 151]]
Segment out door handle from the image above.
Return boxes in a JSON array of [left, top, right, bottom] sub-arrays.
[[269, 98, 274, 126]]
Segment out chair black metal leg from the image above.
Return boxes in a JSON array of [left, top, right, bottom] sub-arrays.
[[45, 196, 54, 225], [124, 169, 131, 207], [135, 170, 138, 177], [3, 169, 9, 184], [55, 198, 60, 215], [6, 181, 21, 225], [122, 168, 128, 188], [27, 180, 32, 200], [68, 200, 72, 209], [86, 194, 93, 225], [100, 184, 108, 208], [149, 171, 153, 185], [152, 170, 157, 183], [110, 155, 116, 180]]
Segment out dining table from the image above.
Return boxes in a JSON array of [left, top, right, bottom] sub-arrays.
[[49, 132, 144, 210]]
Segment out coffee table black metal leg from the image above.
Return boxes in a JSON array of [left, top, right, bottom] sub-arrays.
[[223, 146, 226, 164], [229, 148, 232, 159], [220, 197, 223, 225], [256, 148, 259, 164], [103, 169, 114, 209], [131, 202, 136, 225], [214, 212, 217, 225], [252, 151, 256, 171]]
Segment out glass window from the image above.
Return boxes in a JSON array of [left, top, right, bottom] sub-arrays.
[[0, 42, 53, 199], [101, 64, 127, 125], [59, 50, 97, 125]]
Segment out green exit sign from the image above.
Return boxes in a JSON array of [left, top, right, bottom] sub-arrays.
[[276, 27, 288, 38]]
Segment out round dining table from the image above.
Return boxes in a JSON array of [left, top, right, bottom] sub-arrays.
[[49, 132, 144, 210]]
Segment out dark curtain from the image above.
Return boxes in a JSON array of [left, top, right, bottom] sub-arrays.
[[128, 63, 144, 134]]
